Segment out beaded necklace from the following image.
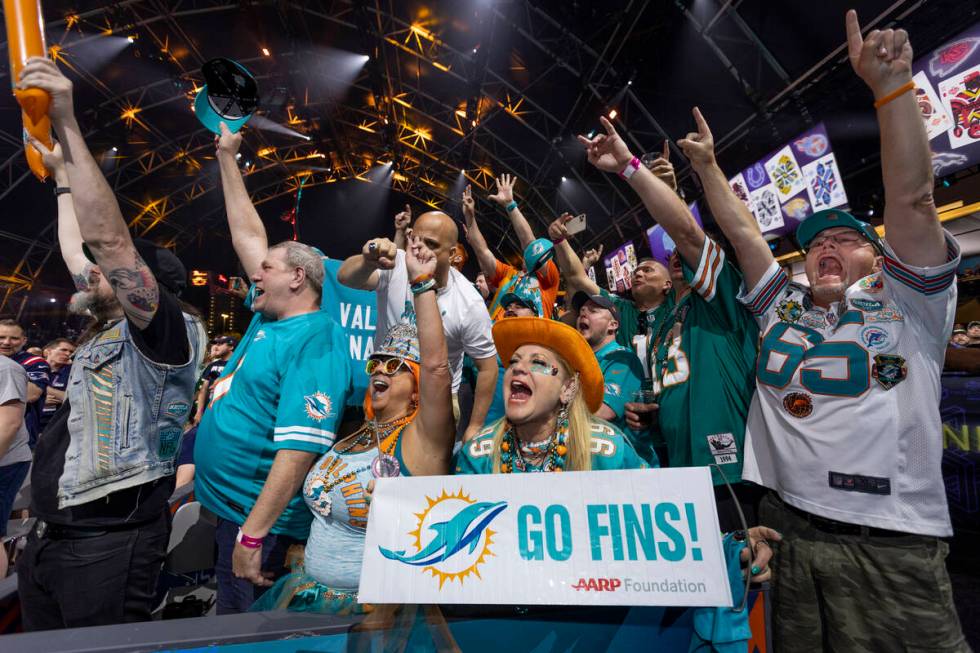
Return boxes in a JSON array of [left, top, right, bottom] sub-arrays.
[[499, 412, 569, 473]]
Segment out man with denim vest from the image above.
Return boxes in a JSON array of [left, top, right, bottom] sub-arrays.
[[15, 58, 206, 630]]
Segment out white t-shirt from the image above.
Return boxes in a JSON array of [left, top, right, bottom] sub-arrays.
[[0, 355, 30, 467], [737, 232, 960, 536], [375, 250, 496, 391]]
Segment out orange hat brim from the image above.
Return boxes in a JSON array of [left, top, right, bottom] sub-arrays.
[[492, 317, 604, 413]]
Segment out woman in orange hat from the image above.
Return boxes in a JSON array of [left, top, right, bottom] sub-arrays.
[[455, 316, 649, 474]]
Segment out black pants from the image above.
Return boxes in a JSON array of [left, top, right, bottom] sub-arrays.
[[16, 509, 171, 631], [713, 482, 766, 533]]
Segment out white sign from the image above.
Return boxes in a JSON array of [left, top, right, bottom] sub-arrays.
[[359, 467, 731, 607]]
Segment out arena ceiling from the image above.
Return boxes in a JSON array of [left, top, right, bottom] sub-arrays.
[[0, 0, 972, 313]]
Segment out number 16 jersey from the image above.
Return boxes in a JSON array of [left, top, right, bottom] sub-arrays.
[[738, 233, 960, 536]]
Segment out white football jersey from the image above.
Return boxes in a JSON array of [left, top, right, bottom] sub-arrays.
[[738, 233, 959, 536]]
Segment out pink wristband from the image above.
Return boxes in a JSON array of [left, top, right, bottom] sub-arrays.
[[236, 528, 263, 549], [618, 156, 641, 180]]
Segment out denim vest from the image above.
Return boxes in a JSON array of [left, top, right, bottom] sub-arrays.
[[58, 312, 206, 508]]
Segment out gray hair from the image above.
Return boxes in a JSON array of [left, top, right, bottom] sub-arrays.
[[270, 241, 324, 299]]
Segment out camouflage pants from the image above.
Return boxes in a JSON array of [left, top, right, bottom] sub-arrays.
[[760, 492, 970, 653]]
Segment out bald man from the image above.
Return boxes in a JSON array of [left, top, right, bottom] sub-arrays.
[[339, 210, 498, 441]]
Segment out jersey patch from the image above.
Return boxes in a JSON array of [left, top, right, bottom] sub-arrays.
[[706, 433, 738, 465], [872, 354, 907, 390], [829, 471, 891, 495], [850, 298, 883, 312], [775, 298, 804, 323], [782, 392, 813, 418], [304, 392, 334, 421], [860, 326, 891, 351], [857, 274, 883, 294]]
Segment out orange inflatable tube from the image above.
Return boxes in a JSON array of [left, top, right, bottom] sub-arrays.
[[4, 0, 52, 181]]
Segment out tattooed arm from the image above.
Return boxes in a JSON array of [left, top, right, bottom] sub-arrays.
[[18, 57, 160, 328]]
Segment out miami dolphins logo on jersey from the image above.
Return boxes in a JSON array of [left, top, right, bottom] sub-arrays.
[[861, 326, 891, 351], [776, 299, 804, 323], [304, 392, 334, 421]]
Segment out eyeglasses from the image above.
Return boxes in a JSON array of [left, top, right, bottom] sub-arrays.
[[808, 232, 870, 250], [507, 358, 559, 376], [366, 357, 409, 376]]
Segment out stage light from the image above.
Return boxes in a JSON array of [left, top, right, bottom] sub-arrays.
[[262, 47, 270, 56], [127, 36, 135, 43], [608, 109, 618, 119], [561, 176, 567, 182], [49, 298, 57, 303], [235, 153, 241, 159], [627, 80, 632, 86], [111, 146, 118, 152]]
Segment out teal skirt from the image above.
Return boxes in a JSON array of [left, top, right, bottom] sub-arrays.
[[249, 567, 372, 615]]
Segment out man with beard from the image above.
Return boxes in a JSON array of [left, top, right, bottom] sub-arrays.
[[15, 57, 207, 630]]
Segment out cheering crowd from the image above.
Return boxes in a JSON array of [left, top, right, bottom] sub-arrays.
[[0, 10, 970, 652]]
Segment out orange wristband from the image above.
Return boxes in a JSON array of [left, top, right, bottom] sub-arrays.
[[873, 81, 915, 109]]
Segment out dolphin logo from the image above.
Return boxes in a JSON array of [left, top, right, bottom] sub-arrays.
[[380, 500, 507, 566]]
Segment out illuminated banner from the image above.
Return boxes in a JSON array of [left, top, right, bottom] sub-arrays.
[[321, 257, 376, 407], [359, 467, 730, 607], [646, 201, 704, 264]]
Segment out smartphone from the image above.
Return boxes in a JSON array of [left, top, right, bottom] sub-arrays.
[[228, 277, 245, 291], [565, 213, 587, 236]]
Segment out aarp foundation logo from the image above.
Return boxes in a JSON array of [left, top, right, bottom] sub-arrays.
[[379, 488, 507, 588]]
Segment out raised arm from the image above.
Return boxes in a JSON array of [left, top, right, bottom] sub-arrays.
[[488, 174, 535, 249], [679, 107, 774, 289], [578, 118, 704, 269], [846, 10, 943, 266], [216, 123, 269, 279], [336, 238, 396, 290], [461, 184, 500, 279], [402, 233, 454, 474], [548, 214, 600, 295], [31, 139, 94, 291], [20, 57, 158, 329], [393, 205, 411, 250]]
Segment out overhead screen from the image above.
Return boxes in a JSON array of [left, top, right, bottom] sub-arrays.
[[911, 22, 980, 177]]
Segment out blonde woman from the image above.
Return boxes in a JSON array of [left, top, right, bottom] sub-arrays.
[[456, 317, 648, 474]]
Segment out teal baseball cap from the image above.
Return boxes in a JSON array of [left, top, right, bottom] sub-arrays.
[[193, 58, 259, 135], [523, 238, 555, 274], [795, 208, 882, 252]]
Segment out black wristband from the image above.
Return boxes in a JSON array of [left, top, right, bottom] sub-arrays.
[[54, 186, 71, 196]]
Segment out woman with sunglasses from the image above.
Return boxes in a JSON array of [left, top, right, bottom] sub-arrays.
[[252, 233, 454, 614]]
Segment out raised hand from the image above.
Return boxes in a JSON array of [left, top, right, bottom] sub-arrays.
[[548, 213, 574, 241], [488, 173, 516, 207], [581, 244, 604, 269], [405, 230, 437, 280], [27, 137, 68, 184], [362, 237, 398, 270], [394, 204, 412, 231], [645, 139, 678, 190], [215, 122, 243, 160], [16, 57, 74, 125], [577, 116, 634, 174], [461, 184, 476, 226], [677, 107, 716, 170], [845, 9, 913, 97]]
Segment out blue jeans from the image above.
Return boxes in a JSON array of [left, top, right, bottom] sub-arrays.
[[214, 517, 297, 614], [0, 461, 30, 537]]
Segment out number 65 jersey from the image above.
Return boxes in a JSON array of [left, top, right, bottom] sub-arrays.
[[738, 234, 960, 536]]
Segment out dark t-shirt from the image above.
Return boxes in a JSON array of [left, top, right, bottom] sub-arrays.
[[32, 290, 191, 527]]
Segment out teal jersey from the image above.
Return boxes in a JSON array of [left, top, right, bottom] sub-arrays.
[[195, 305, 352, 538], [454, 418, 652, 474], [593, 339, 644, 433], [599, 288, 674, 369], [652, 238, 758, 486]]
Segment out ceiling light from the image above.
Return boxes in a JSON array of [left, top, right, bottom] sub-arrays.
[[261, 47, 270, 56], [561, 176, 567, 182], [127, 36, 135, 43], [111, 146, 118, 152], [608, 109, 617, 119]]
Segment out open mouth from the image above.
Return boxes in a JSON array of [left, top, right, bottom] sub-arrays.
[[371, 377, 390, 394], [509, 379, 532, 403], [577, 319, 589, 332], [817, 256, 843, 279]]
